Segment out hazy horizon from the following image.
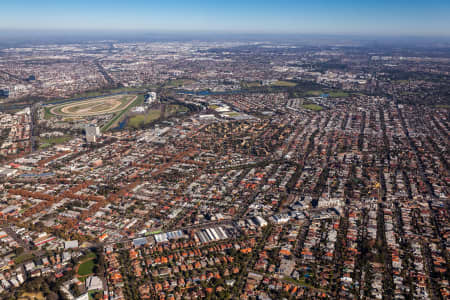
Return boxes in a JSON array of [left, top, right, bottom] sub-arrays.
[[2, 0, 450, 37], [1, 29, 450, 50]]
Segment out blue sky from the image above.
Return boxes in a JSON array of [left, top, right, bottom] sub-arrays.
[[1, 0, 450, 36]]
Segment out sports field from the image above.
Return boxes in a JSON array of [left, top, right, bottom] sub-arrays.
[[271, 80, 297, 87], [302, 104, 324, 111], [78, 259, 95, 276], [49, 95, 137, 117]]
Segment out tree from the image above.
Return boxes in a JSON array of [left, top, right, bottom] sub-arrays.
[[14, 247, 24, 256], [45, 291, 60, 300]]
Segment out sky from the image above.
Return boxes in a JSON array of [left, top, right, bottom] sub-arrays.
[[1, 0, 450, 36]]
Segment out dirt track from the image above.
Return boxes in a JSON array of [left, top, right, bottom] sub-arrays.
[[50, 95, 137, 117]]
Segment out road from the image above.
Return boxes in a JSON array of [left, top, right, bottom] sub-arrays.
[[94, 59, 115, 86], [29, 103, 40, 152], [2, 226, 32, 253], [0, 70, 28, 83]]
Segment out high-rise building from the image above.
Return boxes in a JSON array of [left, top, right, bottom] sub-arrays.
[[85, 124, 101, 143]]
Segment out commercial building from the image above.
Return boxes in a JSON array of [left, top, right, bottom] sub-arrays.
[[85, 124, 101, 143]]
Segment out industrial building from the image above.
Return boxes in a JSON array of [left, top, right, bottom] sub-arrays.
[[195, 227, 228, 244]]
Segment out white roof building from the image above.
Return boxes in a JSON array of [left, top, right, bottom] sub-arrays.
[[85, 276, 103, 291], [65, 240, 79, 249]]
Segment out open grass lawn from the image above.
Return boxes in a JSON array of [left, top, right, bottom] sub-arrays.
[[43, 107, 53, 119], [66, 101, 114, 114], [66, 103, 88, 113], [128, 114, 146, 128], [306, 90, 348, 98], [39, 135, 72, 149], [128, 109, 161, 128], [127, 104, 187, 129], [306, 90, 323, 96], [167, 104, 188, 114], [302, 104, 324, 111], [78, 259, 95, 276], [80, 252, 97, 261], [242, 81, 262, 88], [328, 91, 349, 97], [14, 253, 34, 264], [272, 80, 297, 87], [224, 112, 241, 117]]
